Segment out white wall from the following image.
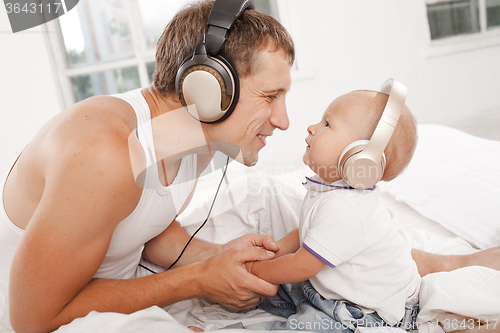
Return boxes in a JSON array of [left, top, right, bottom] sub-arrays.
[[258, 0, 500, 167], [0, 10, 62, 178], [1, 0, 499, 177]]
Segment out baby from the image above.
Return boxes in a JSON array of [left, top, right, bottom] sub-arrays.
[[243, 81, 421, 333]]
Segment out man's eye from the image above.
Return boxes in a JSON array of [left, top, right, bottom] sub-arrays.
[[267, 95, 277, 100]]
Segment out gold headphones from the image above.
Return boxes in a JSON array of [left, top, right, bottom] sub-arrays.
[[338, 78, 407, 190]]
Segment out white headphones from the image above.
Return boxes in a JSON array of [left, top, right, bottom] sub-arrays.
[[338, 78, 407, 190]]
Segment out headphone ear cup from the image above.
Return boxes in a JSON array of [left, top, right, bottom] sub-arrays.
[[180, 64, 227, 122], [175, 50, 239, 124], [338, 140, 386, 189], [213, 53, 240, 122], [338, 140, 369, 182]]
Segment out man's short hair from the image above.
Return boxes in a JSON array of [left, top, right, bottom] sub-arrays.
[[153, 0, 295, 96]]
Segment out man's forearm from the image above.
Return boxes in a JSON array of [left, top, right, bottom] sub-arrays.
[[143, 220, 221, 268], [49, 246, 281, 333], [46, 262, 202, 333]]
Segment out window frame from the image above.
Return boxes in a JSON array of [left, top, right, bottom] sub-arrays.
[[424, 0, 500, 58], [44, 0, 156, 108]]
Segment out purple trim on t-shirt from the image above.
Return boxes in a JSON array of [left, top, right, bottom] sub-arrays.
[[302, 176, 376, 191], [302, 242, 336, 268]]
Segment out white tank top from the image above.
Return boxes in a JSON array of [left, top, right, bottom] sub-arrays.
[[0, 88, 197, 332]]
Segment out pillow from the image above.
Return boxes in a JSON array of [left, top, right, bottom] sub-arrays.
[[384, 124, 500, 250]]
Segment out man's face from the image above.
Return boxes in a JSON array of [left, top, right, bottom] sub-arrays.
[[211, 47, 292, 166]]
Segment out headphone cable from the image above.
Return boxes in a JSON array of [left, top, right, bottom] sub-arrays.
[[139, 155, 230, 274]]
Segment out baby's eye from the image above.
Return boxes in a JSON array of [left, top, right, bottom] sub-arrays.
[[325, 121, 330, 127]]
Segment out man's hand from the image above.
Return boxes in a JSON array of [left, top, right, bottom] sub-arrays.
[[245, 261, 254, 273], [195, 246, 278, 311], [220, 233, 280, 254]]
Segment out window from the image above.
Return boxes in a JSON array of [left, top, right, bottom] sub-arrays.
[[486, 0, 500, 28], [426, 0, 500, 40], [45, 0, 279, 107]]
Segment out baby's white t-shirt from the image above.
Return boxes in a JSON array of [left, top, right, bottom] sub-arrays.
[[300, 176, 421, 326]]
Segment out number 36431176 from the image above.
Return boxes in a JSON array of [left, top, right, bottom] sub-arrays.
[[442, 319, 499, 331], [5, 2, 64, 14]]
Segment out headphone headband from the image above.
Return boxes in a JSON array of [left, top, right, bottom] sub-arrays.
[[363, 78, 407, 159], [176, 0, 254, 124], [206, 0, 255, 55], [338, 78, 407, 189]]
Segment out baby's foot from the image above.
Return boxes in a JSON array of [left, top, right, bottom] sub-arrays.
[[465, 246, 500, 271]]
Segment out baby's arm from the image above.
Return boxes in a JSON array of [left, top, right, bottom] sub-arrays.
[[247, 241, 326, 285], [274, 228, 300, 258]]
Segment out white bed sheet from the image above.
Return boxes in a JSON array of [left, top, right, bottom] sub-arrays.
[[384, 124, 500, 250]]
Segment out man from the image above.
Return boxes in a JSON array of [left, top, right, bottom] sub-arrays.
[[2, 3, 292, 333], [1, 1, 498, 333]]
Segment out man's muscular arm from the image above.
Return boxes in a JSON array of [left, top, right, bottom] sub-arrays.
[[9, 121, 144, 332], [8, 114, 277, 333]]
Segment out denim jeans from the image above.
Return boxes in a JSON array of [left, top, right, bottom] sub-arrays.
[[225, 281, 419, 333]]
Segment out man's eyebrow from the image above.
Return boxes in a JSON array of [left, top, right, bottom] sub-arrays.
[[263, 88, 287, 93]]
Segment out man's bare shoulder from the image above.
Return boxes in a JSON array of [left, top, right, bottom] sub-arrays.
[[43, 95, 140, 186], [60, 95, 137, 135], [43, 96, 143, 223], [4, 94, 143, 230]]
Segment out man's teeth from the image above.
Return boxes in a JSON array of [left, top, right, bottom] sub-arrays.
[[258, 135, 267, 142]]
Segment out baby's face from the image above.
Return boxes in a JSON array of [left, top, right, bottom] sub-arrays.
[[303, 95, 356, 183]]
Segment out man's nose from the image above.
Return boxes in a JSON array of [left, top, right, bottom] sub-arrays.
[[269, 100, 289, 131]]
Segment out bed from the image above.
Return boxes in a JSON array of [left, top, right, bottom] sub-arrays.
[[27, 124, 500, 332]]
